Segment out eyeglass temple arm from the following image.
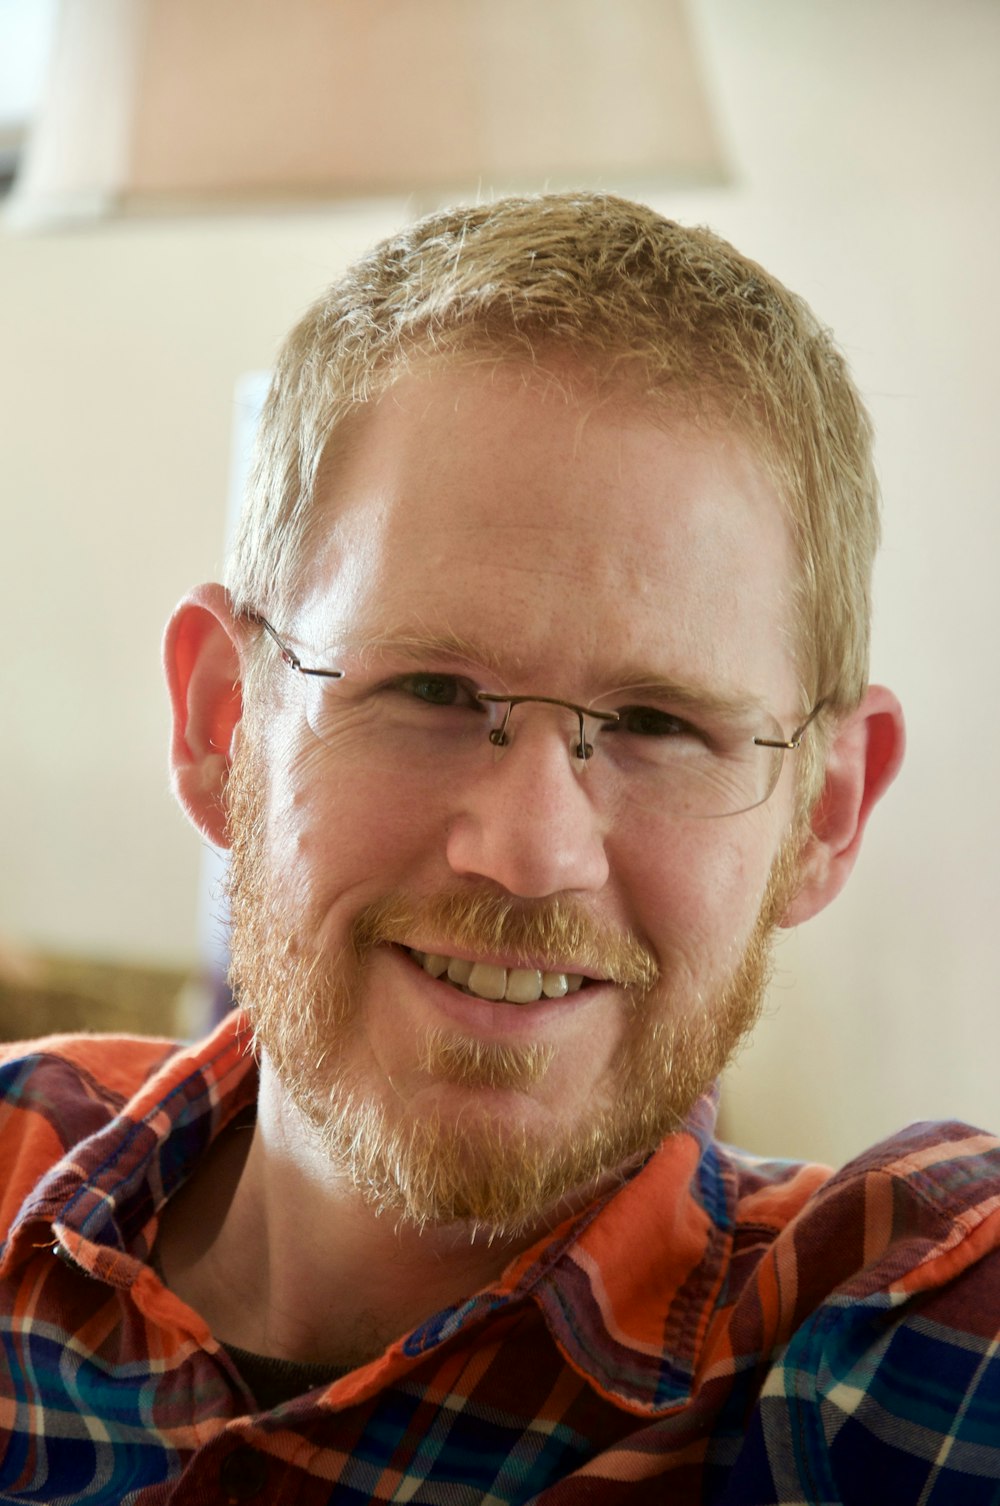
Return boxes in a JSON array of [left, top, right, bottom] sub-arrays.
[[249, 613, 344, 680], [477, 692, 619, 761], [753, 698, 827, 751]]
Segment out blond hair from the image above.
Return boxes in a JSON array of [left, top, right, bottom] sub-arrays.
[[227, 192, 878, 719]]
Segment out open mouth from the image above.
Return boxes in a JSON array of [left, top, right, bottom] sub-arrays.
[[406, 947, 591, 1005]]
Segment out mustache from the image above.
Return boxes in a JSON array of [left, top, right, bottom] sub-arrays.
[[351, 889, 659, 994]]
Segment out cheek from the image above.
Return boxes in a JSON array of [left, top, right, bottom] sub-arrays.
[[260, 736, 448, 922], [614, 813, 780, 983]]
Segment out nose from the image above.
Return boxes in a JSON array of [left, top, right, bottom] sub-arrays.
[[445, 708, 611, 898]]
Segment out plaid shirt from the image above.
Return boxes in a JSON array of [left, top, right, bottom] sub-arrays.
[[1, 1014, 999, 1504]]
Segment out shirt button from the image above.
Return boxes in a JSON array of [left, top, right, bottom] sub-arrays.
[[218, 1444, 269, 1500]]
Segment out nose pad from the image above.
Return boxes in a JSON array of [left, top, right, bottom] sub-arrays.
[[487, 706, 592, 760], [448, 696, 613, 896], [477, 693, 617, 764]]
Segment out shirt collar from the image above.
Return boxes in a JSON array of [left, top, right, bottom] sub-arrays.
[[4, 1013, 732, 1416], [434, 1088, 732, 1416], [3, 1012, 258, 1284]]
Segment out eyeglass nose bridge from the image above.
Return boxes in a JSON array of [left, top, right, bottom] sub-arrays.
[[476, 692, 619, 762]]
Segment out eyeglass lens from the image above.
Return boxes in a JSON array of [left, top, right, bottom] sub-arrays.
[[290, 667, 790, 819]]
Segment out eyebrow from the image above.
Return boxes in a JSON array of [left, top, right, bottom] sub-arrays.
[[330, 626, 507, 677], [328, 626, 768, 719], [596, 673, 770, 721]]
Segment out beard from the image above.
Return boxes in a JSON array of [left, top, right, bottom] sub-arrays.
[[226, 737, 804, 1240]]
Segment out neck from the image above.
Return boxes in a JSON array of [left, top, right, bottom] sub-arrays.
[[156, 1063, 571, 1368]]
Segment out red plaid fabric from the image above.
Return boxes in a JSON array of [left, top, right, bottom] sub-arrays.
[[1, 1012, 999, 1503]]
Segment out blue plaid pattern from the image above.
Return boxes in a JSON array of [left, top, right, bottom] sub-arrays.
[[1, 1015, 999, 1503]]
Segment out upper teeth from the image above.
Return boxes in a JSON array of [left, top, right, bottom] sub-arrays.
[[410, 950, 587, 1005]]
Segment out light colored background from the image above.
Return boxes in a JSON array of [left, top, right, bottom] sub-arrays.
[[2, 0, 997, 1165]]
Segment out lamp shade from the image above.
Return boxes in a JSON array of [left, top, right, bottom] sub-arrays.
[[9, 0, 726, 225]]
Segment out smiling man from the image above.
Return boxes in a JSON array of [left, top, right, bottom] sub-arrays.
[[2, 194, 999, 1504]]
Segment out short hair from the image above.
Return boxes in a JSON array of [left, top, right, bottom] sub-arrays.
[[227, 191, 878, 721]]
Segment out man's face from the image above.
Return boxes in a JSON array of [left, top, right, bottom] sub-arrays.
[[229, 364, 807, 1235]]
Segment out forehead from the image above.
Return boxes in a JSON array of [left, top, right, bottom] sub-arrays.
[[296, 364, 799, 704]]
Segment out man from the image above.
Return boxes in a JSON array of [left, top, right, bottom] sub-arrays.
[[1, 192, 997, 1504]]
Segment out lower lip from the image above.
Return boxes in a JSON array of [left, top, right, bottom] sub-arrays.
[[388, 945, 606, 1038]]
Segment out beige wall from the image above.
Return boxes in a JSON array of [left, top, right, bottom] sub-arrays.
[[684, 0, 1000, 1162], [1, 202, 407, 966], [2, 0, 997, 1164]]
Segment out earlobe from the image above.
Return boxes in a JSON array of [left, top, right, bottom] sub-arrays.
[[780, 684, 905, 927], [163, 584, 245, 849]]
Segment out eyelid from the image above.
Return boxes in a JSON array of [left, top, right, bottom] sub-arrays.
[[391, 670, 489, 708], [349, 647, 497, 685], [595, 674, 768, 719], [600, 688, 758, 722], [395, 670, 481, 687], [604, 705, 699, 736], [599, 695, 702, 721], [596, 700, 753, 756]]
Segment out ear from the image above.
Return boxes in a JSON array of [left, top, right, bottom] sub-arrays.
[[163, 583, 246, 849], [780, 684, 905, 927]]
